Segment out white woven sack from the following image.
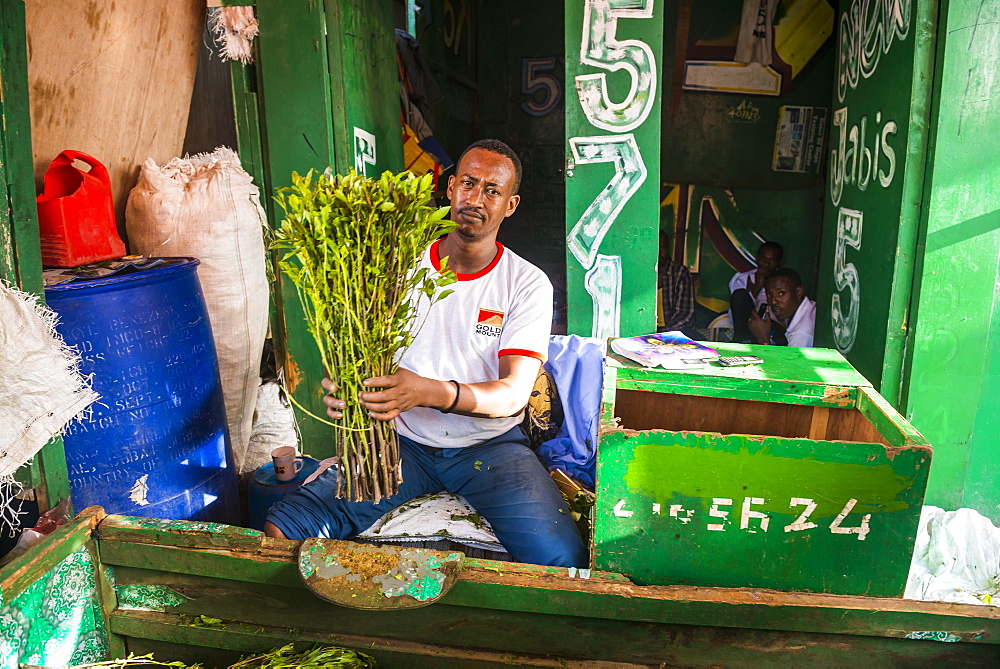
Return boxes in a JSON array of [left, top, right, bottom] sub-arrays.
[[0, 282, 98, 534], [245, 380, 298, 472], [125, 147, 269, 473]]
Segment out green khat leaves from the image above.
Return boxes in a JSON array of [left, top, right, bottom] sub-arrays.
[[272, 169, 455, 502]]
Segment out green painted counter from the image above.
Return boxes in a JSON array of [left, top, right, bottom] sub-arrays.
[[595, 344, 932, 597], [607, 342, 874, 406]]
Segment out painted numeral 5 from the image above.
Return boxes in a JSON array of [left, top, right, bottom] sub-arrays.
[[576, 0, 657, 132], [521, 57, 562, 117], [832, 207, 863, 353]]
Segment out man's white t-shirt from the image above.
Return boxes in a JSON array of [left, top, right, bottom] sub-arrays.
[[729, 269, 767, 308], [396, 239, 552, 449], [783, 296, 816, 347]]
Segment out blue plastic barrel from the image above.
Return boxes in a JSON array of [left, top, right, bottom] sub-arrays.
[[247, 457, 320, 531], [44, 257, 239, 523]]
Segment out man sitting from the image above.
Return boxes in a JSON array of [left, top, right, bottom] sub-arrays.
[[657, 229, 699, 339], [729, 241, 783, 342], [748, 268, 816, 347], [263, 139, 587, 568]]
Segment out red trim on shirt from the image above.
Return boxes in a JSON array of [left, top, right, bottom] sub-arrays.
[[499, 348, 546, 363], [431, 239, 505, 281]]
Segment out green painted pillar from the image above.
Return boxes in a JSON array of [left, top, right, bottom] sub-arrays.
[[0, 0, 72, 511], [903, 0, 1000, 521], [814, 0, 938, 405], [238, 0, 403, 456], [565, 0, 663, 338]]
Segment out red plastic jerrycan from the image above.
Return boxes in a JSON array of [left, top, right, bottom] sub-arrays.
[[36, 150, 125, 268]]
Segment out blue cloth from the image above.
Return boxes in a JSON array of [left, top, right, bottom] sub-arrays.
[[266, 426, 587, 567], [535, 335, 605, 487]]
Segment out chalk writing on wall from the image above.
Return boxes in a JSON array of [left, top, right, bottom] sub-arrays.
[[829, 108, 898, 207], [442, 0, 474, 65], [827, 0, 911, 354], [567, 135, 647, 268], [569, 0, 657, 337], [832, 207, 863, 352], [585, 254, 623, 338], [576, 0, 656, 133], [837, 0, 912, 104]]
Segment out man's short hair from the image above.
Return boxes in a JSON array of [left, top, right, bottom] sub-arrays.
[[769, 267, 802, 288], [456, 139, 522, 194], [758, 241, 784, 258]]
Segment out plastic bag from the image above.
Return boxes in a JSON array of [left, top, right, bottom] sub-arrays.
[[904, 506, 1000, 605]]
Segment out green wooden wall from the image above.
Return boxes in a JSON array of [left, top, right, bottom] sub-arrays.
[[565, 0, 664, 338], [814, 0, 936, 403], [477, 1, 569, 326], [903, 0, 1000, 521], [0, 0, 71, 509], [240, 0, 403, 457]]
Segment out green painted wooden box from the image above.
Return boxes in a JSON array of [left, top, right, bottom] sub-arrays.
[[594, 343, 932, 598]]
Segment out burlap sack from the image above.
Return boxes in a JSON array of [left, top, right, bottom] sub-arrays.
[[125, 147, 269, 472]]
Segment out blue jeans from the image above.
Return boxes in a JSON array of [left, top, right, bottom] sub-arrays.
[[266, 427, 588, 567]]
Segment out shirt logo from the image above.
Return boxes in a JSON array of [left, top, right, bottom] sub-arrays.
[[475, 308, 504, 338]]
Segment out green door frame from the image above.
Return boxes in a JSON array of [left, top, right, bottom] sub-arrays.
[[229, 0, 404, 456], [564, 0, 664, 339], [0, 0, 72, 512], [902, 0, 1000, 521]]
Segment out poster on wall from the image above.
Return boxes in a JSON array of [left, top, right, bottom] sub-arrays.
[[772, 105, 827, 173]]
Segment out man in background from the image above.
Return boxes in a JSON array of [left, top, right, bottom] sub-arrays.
[[748, 268, 816, 347], [729, 241, 783, 342], [657, 230, 699, 339]]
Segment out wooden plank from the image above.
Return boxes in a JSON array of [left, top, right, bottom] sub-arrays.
[[614, 389, 820, 441], [95, 531, 1000, 644], [108, 606, 1000, 666], [611, 371, 860, 408], [326, 0, 404, 176], [99, 541, 299, 587], [99, 513, 271, 547], [827, 397, 894, 446], [809, 406, 831, 440], [111, 610, 655, 668], [89, 540, 127, 659], [857, 385, 931, 449], [228, 60, 266, 209], [226, 55, 280, 335], [32, 437, 72, 513], [0, 0, 43, 291], [0, 505, 103, 603], [24, 0, 203, 229]]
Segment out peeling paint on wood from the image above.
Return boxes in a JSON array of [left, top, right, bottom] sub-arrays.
[[597, 344, 931, 596]]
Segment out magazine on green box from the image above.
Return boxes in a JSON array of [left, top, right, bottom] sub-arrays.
[[610, 331, 718, 369]]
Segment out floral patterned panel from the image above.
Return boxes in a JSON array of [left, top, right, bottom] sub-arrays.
[[0, 547, 108, 667]]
